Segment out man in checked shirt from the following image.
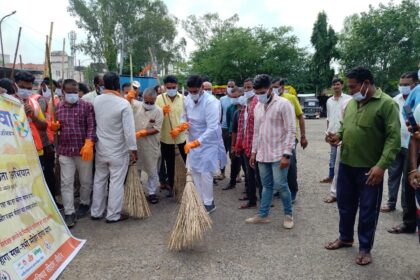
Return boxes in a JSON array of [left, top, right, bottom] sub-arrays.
[[51, 79, 96, 228]]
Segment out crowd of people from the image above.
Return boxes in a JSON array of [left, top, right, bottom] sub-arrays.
[[0, 65, 419, 271]]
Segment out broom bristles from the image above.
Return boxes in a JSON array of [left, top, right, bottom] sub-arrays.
[[123, 165, 151, 219], [168, 173, 212, 251], [173, 147, 186, 202]]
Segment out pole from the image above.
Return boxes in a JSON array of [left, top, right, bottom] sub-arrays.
[[130, 54, 133, 83], [46, 41, 56, 121], [0, 11, 16, 68], [19, 54, 22, 69], [45, 22, 53, 77], [78, 59, 81, 82], [10, 27, 21, 79], [61, 38, 65, 81], [119, 29, 124, 75]]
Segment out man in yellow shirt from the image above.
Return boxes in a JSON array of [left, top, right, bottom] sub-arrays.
[[271, 78, 308, 203], [156, 75, 187, 196]]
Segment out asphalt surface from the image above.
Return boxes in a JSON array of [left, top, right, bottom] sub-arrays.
[[61, 119, 419, 280]]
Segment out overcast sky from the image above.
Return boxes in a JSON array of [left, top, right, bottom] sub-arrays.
[[0, 0, 400, 65]]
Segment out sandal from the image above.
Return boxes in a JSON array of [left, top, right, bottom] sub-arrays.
[[325, 239, 353, 250], [323, 196, 337, 203], [355, 252, 372, 266]]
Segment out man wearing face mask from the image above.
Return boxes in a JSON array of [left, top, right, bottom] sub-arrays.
[[131, 87, 163, 204], [216, 79, 235, 180], [82, 74, 104, 104], [50, 79, 96, 228], [325, 67, 400, 266], [380, 72, 416, 214], [235, 78, 262, 209], [183, 75, 226, 213], [156, 75, 187, 196], [245, 74, 296, 228]]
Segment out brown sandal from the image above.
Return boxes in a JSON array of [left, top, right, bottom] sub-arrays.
[[356, 252, 372, 266], [323, 196, 337, 203], [325, 239, 353, 250]]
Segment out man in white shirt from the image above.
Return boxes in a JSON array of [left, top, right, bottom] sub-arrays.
[[321, 78, 351, 188], [82, 74, 104, 104], [91, 72, 137, 223]]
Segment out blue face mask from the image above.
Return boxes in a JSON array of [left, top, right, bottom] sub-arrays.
[[190, 92, 201, 101], [352, 83, 368, 102], [167, 89, 177, 97], [257, 92, 269, 104], [65, 93, 79, 104], [143, 103, 155, 111]]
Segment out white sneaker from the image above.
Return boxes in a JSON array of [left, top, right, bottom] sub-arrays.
[[283, 215, 294, 229], [245, 215, 271, 224]]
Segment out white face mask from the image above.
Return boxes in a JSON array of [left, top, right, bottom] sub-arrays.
[[227, 87, 233, 95], [238, 96, 247, 106], [99, 86, 105, 94], [244, 90, 255, 99], [43, 88, 52, 99], [352, 83, 368, 102], [204, 90, 212, 95], [231, 97, 239, 105], [167, 89, 177, 97], [399, 85, 411, 96], [65, 93, 79, 104], [272, 88, 280, 96], [16, 86, 32, 99], [55, 88, 62, 97], [190, 92, 200, 101], [257, 92, 270, 104], [143, 103, 155, 111]]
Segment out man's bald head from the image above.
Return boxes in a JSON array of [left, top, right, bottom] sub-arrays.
[[203, 82, 212, 91]]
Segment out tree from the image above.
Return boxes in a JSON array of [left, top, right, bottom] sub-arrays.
[[338, 0, 420, 93], [310, 12, 338, 94], [68, 0, 184, 73]]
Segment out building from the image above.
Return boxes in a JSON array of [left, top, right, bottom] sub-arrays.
[[50, 51, 85, 82]]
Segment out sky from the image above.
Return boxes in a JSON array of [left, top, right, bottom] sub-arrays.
[[0, 0, 400, 66]]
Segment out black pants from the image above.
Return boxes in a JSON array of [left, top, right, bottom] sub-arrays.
[[402, 154, 419, 229], [221, 128, 230, 174], [229, 152, 242, 186], [160, 142, 187, 188], [39, 149, 56, 198], [287, 148, 298, 195], [243, 153, 262, 205]]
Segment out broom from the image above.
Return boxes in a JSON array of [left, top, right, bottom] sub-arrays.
[[168, 171, 212, 251], [123, 165, 151, 219]]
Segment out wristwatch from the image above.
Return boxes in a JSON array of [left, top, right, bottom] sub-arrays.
[[282, 154, 291, 159]]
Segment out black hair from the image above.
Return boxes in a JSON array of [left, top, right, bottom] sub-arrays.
[[346, 66, 375, 85], [78, 83, 90, 94], [253, 74, 272, 90], [186, 75, 203, 88], [272, 77, 281, 84], [201, 75, 210, 83], [122, 82, 131, 89], [93, 74, 103, 86], [332, 77, 344, 85], [0, 78, 15, 94], [243, 78, 253, 84], [279, 78, 288, 85], [63, 79, 79, 91], [103, 72, 120, 91], [154, 85, 160, 92], [42, 77, 58, 87], [14, 71, 35, 83], [163, 75, 178, 84], [401, 71, 419, 83]]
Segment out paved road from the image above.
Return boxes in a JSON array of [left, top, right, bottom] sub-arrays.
[[62, 119, 419, 280]]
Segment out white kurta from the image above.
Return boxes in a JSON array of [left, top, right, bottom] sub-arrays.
[[132, 100, 163, 174], [185, 92, 226, 173]]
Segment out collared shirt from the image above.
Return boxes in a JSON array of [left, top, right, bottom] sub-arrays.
[[94, 93, 137, 157], [393, 94, 410, 149], [338, 89, 400, 169], [156, 92, 186, 145], [82, 90, 99, 104], [326, 93, 352, 133], [219, 95, 232, 129], [226, 104, 237, 134], [252, 94, 296, 162], [281, 92, 303, 137], [236, 96, 258, 157], [56, 99, 96, 157], [403, 84, 420, 112]]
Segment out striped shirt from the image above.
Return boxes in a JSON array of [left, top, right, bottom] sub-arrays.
[[252, 94, 296, 163]]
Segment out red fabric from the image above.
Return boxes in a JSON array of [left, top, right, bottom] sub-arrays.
[[235, 96, 258, 157]]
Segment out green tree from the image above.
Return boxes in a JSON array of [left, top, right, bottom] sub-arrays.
[[338, 0, 420, 93], [68, 0, 183, 73], [310, 11, 338, 94]]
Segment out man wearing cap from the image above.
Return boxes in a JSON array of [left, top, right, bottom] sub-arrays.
[[132, 81, 141, 101]]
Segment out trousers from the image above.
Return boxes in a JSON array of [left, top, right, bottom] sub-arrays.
[[191, 171, 213, 206], [160, 142, 186, 188], [386, 148, 407, 209], [330, 146, 341, 198]]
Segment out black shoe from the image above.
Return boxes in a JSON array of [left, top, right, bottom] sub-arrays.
[[222, 183, 236, 190], [166, 187, 174, 198], [56, 202, 64, 211], [205, 204, 216, 214], [387, 223, 416, 234], [91, 215, 103, 221], [64, 213, 76, 228], [76, 204, 90, 219], [106, 214, 129, 224], [148, 194, 159, 204], [213, 179, 218, 186]]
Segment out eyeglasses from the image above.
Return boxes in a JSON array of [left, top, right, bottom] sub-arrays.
[[144, 101, 155, 105]]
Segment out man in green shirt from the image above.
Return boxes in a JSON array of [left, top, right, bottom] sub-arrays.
[[324, 67, 400, 266]]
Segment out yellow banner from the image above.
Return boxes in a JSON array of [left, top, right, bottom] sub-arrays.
[[0, 94, 85, 280]]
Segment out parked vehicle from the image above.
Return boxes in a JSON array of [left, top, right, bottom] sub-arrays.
[[298, 94, 322, 119]]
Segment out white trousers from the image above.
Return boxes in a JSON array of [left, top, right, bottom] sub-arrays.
[[137, 168, 158, 195], [91, 153, 129, 221], [330, 146, 341, 198], [59, 155, 93, 215], [191, 171, 213, 206]]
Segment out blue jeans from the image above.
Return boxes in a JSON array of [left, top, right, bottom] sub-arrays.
[[258, 162, 293, 217], [329, 146, 338, 178]]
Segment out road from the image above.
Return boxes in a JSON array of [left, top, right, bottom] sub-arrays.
[[61, 119, 419, 280]]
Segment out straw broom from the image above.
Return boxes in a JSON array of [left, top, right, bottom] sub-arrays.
[[168, 171, 212, 251], [123, 165, 151, 219]]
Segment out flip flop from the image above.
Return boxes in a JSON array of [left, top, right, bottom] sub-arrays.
[[356, 252, 372, 266], [325, 239, 353, 250]]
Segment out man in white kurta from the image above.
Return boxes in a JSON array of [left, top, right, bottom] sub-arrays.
[[132, 88, 163, 204], [184, 75, 226, 213], [91, 72, 137, 223]]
